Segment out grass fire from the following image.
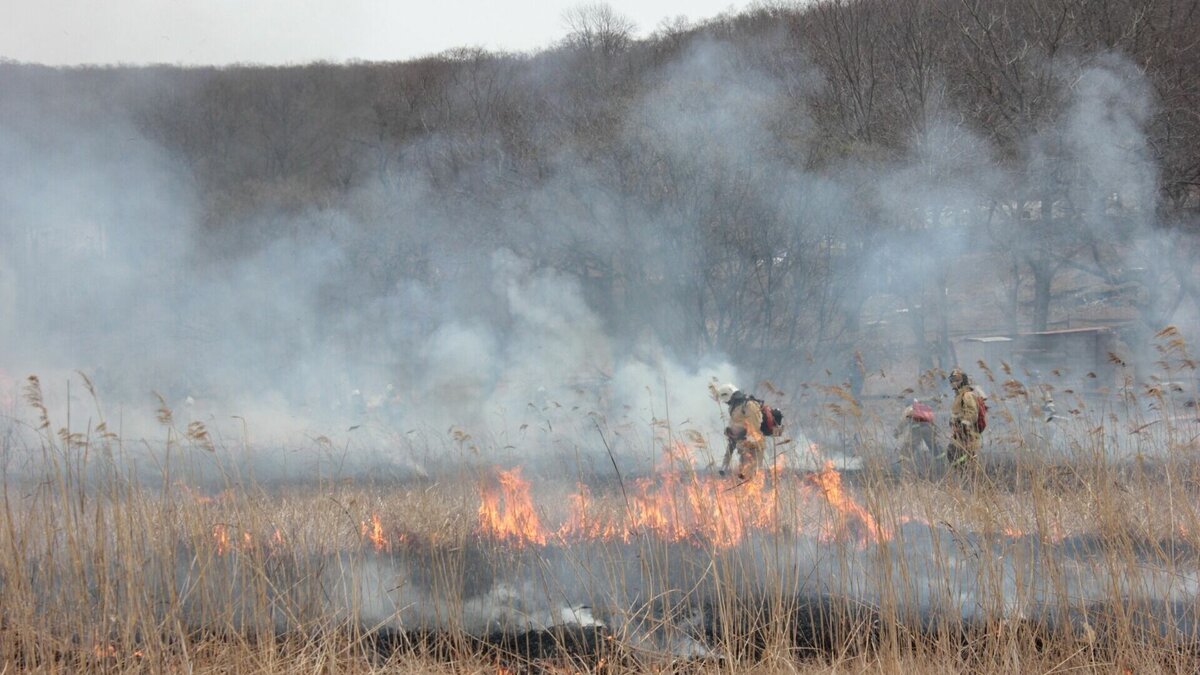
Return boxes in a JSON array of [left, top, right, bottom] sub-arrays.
[[5, 361, 1200, 674], [3, 0, 1200, 671]]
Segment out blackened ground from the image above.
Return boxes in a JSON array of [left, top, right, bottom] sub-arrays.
[[362, 593, 1200, 665], [372, 624, 611, 661]]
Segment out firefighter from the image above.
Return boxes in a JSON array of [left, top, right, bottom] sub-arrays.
[[895, 398, 939, 469], [715, 383, 765, 480], [947, 368, 982, 468]]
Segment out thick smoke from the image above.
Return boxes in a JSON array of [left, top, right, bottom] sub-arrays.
[[0, 64, 752, 479], [0, 40, 1193, 480]]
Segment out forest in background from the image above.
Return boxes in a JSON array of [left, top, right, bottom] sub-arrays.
[[2, 0, 1198, 408]]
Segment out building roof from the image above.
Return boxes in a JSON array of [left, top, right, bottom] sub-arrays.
[[1020, 326, 1116, 337], [961, 336, 1013, 343]]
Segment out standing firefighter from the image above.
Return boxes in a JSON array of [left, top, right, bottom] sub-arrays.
[[947, 368, 986, 468], [716, 383, 766, 480], [895, 398, 939, 469]]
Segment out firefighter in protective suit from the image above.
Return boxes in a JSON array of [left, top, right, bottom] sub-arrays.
[[948, 368, 982, 468], [715, 383, 765, 480]]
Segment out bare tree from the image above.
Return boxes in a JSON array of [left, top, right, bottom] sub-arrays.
[[562, 3, 637, 57]]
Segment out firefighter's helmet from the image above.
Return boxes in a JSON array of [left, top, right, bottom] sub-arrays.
[[949, 368, 968, 388], [715, 383, 739, 403]]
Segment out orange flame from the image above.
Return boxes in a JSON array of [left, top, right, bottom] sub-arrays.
[[179, 482, 234, 505], [93, 644, 117, 658], [557, 483, 622, 541], [92, 644, 144, 659], [211, 524, 272, 555], [464, 445, 893, 550], [768, 453, 788, 481], [554, 463, 783, 549], [478, 468, 548, 546], [809, 460, 890, 547], [212, 524, 230, 555], [361, 513, 390, 552]]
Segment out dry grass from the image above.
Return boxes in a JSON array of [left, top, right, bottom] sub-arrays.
[[3, 355, 1200, 674]]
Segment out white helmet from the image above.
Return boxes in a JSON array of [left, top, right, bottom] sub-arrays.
[[715, 383, 739, 403]]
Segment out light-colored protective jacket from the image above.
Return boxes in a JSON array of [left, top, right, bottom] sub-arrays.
[[723, 398, 765, 478], [950, 387, 982, 457], [730, 399, 764, 448]]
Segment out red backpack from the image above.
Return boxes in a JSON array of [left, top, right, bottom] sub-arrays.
[[972, 391, 988, 432], [910, 401, 934, 423], [749, 396, 784, 436]]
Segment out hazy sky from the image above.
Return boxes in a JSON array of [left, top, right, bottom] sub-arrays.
[[2, 0, 750, 66]]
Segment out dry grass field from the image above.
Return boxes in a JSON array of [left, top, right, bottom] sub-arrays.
[[3, 353, 1200, 674]]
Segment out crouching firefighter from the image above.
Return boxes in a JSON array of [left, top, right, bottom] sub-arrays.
[[715, 383, 784, 480], [895, 398, 939, 467]]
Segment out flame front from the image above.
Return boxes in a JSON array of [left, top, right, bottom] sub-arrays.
[[341, 443, 897, 551], [553, 446, 792, 548]]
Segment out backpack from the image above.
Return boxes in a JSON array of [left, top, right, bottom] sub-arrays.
[[910, 401, 934, 424], [748, 396, 785, 436], [972, 391, 988, 432]]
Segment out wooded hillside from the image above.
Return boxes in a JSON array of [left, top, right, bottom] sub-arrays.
[[2, 0, 1198, 396]]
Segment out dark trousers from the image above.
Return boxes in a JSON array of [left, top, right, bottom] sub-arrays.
[[908, 422, 938, 455], [906, 422, 939, 475]]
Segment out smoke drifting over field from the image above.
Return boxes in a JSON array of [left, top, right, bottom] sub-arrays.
[[4, 8, 1200, 673], [0, 33, 1194, 481], [0, 66, 746, 469]]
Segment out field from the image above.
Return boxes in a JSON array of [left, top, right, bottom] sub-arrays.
[[2, 365, 1200, 674]]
